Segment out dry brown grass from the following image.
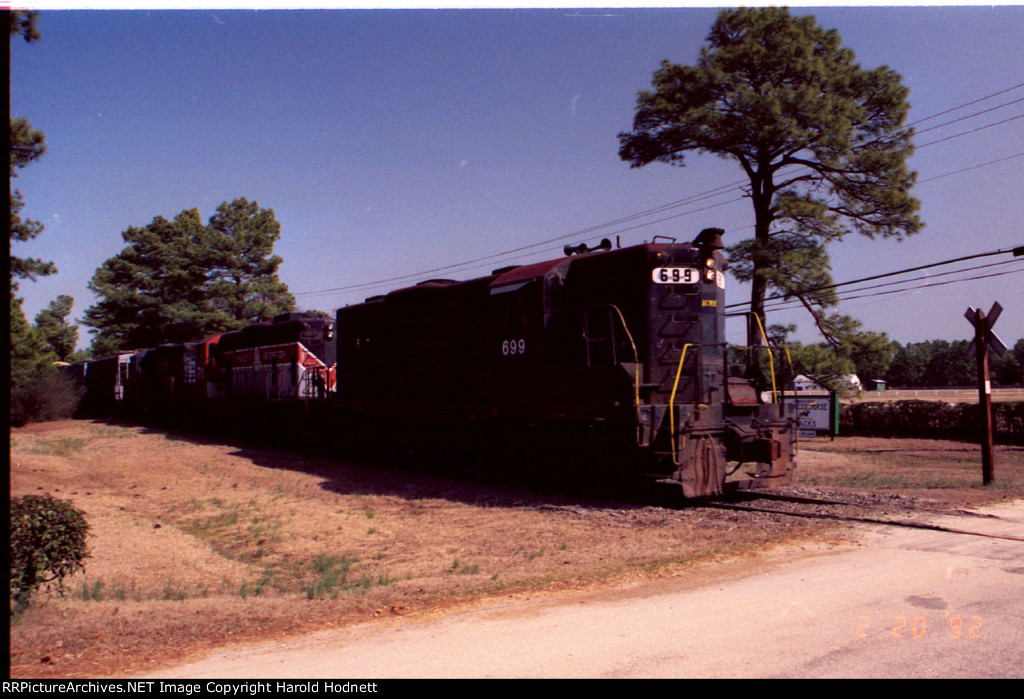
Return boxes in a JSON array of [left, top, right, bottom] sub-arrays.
[[10, 420, 1024, 678], [847, 388, 1024, 403], [794, 435, 1024, 503]]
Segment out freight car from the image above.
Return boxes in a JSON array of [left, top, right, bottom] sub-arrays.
[[67, 230, 796, 498], [334, 229, 795, 497]]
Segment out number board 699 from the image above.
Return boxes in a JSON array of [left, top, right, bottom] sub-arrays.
[[652, 267, 700, 284], [502, 338, 526, 356]]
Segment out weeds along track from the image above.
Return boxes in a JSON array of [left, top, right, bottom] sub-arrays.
[[703, 487, 1024, 543]]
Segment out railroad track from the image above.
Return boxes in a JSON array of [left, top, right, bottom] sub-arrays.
[[701, 488, 1024, 543]]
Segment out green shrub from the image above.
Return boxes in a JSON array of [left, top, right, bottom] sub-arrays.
[[9, 494, 90, 612], [840, 400, 1024, 444]]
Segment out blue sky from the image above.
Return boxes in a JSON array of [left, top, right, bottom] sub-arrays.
[[10, 6, 1024, 351]]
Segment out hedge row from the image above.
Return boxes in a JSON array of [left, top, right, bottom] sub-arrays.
[[840, 400, 1024, 444]]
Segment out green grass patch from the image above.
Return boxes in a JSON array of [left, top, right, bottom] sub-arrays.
[[306, 554, 357, 599], [161, 583, 188, 601], [89, 425, 138, 439], [79, 579, 105, 602], [303, 554, 398, 598], [447, 559, 480, 575], [174, 497, 283, 565], [25, 436, 88, 457]]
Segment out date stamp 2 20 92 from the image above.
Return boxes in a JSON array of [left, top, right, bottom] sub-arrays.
[[856, 614, 982, 640]]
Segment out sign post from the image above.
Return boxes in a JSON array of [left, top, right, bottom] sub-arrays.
[[965, 302, 1008, 486]]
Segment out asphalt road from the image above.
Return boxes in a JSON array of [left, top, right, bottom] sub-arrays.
[[144, 500, 1024, 679]]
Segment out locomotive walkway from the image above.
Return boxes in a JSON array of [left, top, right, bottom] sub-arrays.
[[142, 500, 1024, 679]]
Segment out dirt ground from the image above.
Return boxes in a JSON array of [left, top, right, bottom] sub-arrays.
[[9, 419, 1024, 679]]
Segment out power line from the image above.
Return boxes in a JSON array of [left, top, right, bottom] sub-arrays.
[[913, 96, 1024, 136], [725, 245, 1024, 313], [756, 259, 1024, 314], [296, 145, 1024, 301], [761, 258, 1019, 308], [299, 138, 1017, 300], [818, 265, 1023, 305], [294, 184, 748, 298], [916, 151, 1024, 185], [916, 112, 1024, 149], [298, 124, 1021, 298], [907, 81, 1024, 128], [294, 83, 1024, 301]]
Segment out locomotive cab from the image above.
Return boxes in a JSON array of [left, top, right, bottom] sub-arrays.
[[516, 228, 795, 496]]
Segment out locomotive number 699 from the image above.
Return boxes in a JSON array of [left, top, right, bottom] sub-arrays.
[[652, 266, 700, 284], [501, 338, 526, 356]]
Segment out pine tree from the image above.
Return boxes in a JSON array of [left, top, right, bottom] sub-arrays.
[[619, 8, 922, 347], [10, 117, 54, 290], [204, 198, 295, 324], [9, 296, 78, 427], [10, 13, 51, 290], [83, 201, 295, 355], [33, 295, 79, 362]]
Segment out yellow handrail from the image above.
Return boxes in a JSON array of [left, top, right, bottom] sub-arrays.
[[751, 313, 778, 403], [609, 305, 640, 414], [609, 306, 642, 446], [669, 343, 694, 465]]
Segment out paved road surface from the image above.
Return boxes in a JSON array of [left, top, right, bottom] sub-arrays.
[[143, 500, 1024, 679]]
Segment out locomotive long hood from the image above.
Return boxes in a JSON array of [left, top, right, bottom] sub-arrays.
[[489, 257, 571, 295]]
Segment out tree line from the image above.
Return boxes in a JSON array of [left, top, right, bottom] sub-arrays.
[[774, 334, 1024, 391], [8, 11, 295, 424], [884, 338, 1024, 388]]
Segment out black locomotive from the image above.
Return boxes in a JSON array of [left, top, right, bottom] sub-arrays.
[[333, 229, 795, 497], [67, 228, 796, 498]]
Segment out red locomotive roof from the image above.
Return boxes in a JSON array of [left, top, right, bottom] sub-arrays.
[[489, 257, 569, 289], [384, 256, 569, 299]]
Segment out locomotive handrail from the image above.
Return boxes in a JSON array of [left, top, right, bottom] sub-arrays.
[[751, 313, 779, 403], [547, 302, 643, 442], [669, 343, 695, 465], [609, 304, 642, 443], [730, 341, 786, 403]]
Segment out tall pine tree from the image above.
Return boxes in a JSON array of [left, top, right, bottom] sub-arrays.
[[10, 12, 51, 291], [619, 8, 922, 349], [9, 119, 54, 290], [8, 10, 80, 425], [83, 200, 295, 355], [204, 198, 294, 325]]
